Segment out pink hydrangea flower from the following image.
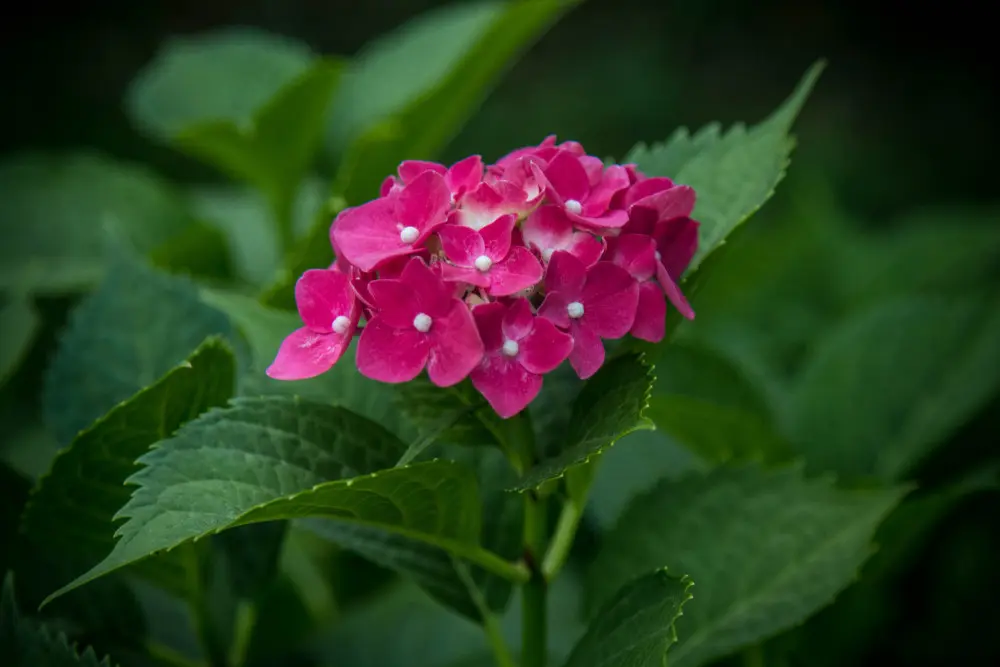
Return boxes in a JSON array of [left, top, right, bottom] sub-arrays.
[[357, 257, 484, 387], [438, 214, 543, 296], [267, 269, 360, 380], [268, 135, 701, 418], [333, 170, 452, 271], [538, 251, 640, 379], [470, 298, 573, 418]]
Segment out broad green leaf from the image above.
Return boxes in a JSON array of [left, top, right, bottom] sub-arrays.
[[189, 179, 326, 287], [44, 397, 503, 605], [0, 297, 39, 388], [330, 0, 581, 204], [624, 122, 721, 182], [393, 378, 500, 454], [628, 62, 824, 275], [307, 445, 522, 622], [564, 570, 693, 667], [42, 250, 233, 444], [516, 353, 654, 490], [175, 61, 342, 229], [646, 395, 791, 466], [126, 27, 313, 139], [589, 464, 904, 667], [0, 153, 192, 293], [1, 573, 116, 667], [198, 287, 414, 440], [789, 294, 1000, 480], [19, 339, 234, 614]]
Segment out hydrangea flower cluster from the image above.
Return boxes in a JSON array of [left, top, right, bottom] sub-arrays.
[[267, 136, 699, 418]]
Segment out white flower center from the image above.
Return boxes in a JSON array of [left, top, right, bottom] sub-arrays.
[[502, 339, 519, 357], [413, 312, 432, 333], [399, 226, 420, 244], [567, 301, 585, 319], [474, 255, 493, 272], [542, 248, 555, 262], [654, 250, 662, 261], [331, 315, 351, 334], [565, 199, 583, 215]]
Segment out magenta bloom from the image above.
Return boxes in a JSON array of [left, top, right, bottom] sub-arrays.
[[333, 170, 452, 272], [438, 214, 543, 296], [533, 150, 631, 230], [267, 269, 360, 380], [269, 135, 702, 418], [470, 298, 573, 418], [357, 257, 484, 387], [539, 251, 639, 379], [522, 205, 605, 267]]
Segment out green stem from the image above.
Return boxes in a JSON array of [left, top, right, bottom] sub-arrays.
[[522, 491, 548, 667], [743, 644, 766, 667], [145, 640, 206, 667], [227, 600, 256, 667], [541, 498, 583, 580], [468, 548, 531, 584], [454, 558, 516, 667]]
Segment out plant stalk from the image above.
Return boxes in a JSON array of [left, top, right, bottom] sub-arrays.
[[522, 490, 548, 667], [542, 498, 583, 580]]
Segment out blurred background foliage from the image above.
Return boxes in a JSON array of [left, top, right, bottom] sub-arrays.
[[1, 1, 998, 666]]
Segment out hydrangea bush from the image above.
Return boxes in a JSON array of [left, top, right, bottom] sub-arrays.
[[8, 4, 987, 667]]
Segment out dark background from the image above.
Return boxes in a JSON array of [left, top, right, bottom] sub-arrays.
[[2, 1, 997, 666]]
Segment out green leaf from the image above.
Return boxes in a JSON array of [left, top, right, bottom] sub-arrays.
[[589, 464, 905, 667], [0, 153, 192, 293], [516, 353, 654, 490], [307, 445, 522, 622], [198, 287, 415, 440], [0, 296, 39, 388], [1, 573, 116, 667], [789, 294, 1000, 481], [19, 339, 234, 615], [330, 0, 581, 204], [189, 179, 326, 287], [393, 377, 500, 453], [44, 396, 510, 605], [628, 62, 824, 275], [43, 250, 234, 444], [564, 570, 693, 667]]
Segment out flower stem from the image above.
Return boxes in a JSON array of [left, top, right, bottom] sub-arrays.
[[542, 498, 583, 580], [522, 490, 548, 667], [455, 558, 516, 667]]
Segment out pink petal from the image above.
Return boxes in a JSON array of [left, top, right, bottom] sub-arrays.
[[446, 155, 483, 196], [624, 177, 674, 209], [488, 246, 543, 297], [568, 322, 604, 380], [656, 262, 695, 321], [581, 262, 639, 339], [640, 185, 696, 222], [568, 232, 607, 268], [295, 269, 358, 333], [522, 206, 573, 256], [480, 214, 516, 260], [631, 281, 667, 343], [518, 316, 573, 375], [379, 176, 400, 197], [440, 262, 490, 289], [470, 354, 542, 419], [266, 327, 350, 380], [579, 155, 605, 186], [542, 150, 590, 203], [473, 301, 506, 352], [394, 170, 452, 231], [656, 216, 700, 280], [398, 160, 447, 184], [356, 317, 429, 383], [438, 224, 486, 267], [621, 204, 658, 236], [569, 208, 630, 231], [332, 198, 418, 272], [608, 234, 657, 281], [501, 297, 535, 342], [538, 290, 573, 330], [458, 182, 506, 230], [426, 302, 484, 387], [401, 257, 454, 317], [367, 279, 420, 328], [581, 165, 630, 217], [544, 250, 586, 298]]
